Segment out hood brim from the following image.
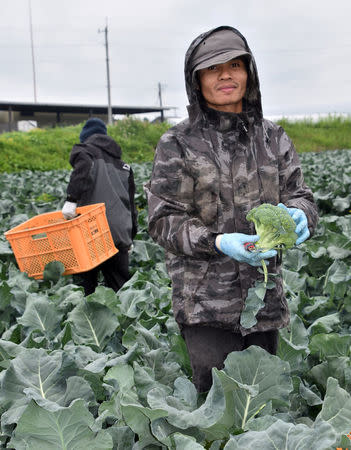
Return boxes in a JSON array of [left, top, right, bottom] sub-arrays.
[[184, 26, 263, 120]]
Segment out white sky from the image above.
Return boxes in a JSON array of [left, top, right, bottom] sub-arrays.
[[1, 0, 351, 120]]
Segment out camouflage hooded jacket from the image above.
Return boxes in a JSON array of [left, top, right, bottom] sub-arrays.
[[145, 26, 318, 335]]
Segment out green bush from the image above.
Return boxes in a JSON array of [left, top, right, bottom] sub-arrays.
[[0, 118, 170, 173], [1, 115, 351, 173], [277, 115, 351, 152]]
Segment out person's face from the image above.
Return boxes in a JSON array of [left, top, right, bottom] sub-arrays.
[[198, 58, 248, 113]]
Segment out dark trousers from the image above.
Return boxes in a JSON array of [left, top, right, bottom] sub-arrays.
[[182, 325, 279, 393], [77, 248, 130, 296]]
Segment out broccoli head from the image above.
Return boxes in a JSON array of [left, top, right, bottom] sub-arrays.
[[246, 203, 297, 252]]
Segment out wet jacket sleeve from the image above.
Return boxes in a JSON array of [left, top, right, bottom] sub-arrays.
[[66, 144, 94, 203], [128, 168, 138, 239], [145, 134, 218, 258], [277, 127, 319, 236]]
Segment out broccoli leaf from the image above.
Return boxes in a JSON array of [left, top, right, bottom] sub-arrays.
[[240, 280, 275, 329]]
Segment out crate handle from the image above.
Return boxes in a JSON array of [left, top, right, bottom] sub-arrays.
[[64, 213, 81, 221], [32, 232, 47, 240]]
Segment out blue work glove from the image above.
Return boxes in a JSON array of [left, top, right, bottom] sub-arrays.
[[278, 203, 310, 245], [215, 233, 277, 267]]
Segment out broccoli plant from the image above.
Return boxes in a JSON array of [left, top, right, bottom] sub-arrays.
[[247, 203, 297, 252], [240, 203, 298, 329], [246, 203, 297, 284]]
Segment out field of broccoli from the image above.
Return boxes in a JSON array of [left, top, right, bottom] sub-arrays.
[[0, 148, 351, 449]]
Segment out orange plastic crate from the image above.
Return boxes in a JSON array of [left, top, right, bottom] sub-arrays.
[[4, 203, 118, 279]]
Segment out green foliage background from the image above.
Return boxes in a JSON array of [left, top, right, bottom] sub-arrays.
[[0, 118, 170, 172], [278, 116, 351, 153], [0, 149, 351, 448], [0, 112, 351, 447], [0, 115, 350, 172]]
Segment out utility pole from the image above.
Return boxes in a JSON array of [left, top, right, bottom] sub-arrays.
[[99, 19, 113, 125], [158, 82, 164, 122], [28, 0, 37, 102]]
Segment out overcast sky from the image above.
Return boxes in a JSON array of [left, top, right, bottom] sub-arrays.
[[1, 0, 351, 120]]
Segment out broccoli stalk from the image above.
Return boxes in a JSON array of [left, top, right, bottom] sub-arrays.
[[261, 258, 268, 285], [241, 203, 298, 329]]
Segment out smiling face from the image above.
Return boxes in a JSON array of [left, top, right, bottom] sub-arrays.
[[198, 58, 248, 113]]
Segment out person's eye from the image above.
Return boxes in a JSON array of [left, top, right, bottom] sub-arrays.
[[231, 62, 240, 68], [208, 65, 217, 71]]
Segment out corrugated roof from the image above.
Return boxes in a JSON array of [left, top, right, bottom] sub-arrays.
[[0, 101, 170, 115]]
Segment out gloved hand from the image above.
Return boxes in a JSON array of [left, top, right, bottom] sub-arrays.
[[215, 233, 277, 267], [278, 203, 310, 245], [62, 201, 77, 220]]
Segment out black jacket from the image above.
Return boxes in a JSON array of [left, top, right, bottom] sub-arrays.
[[66, 134, 137, 249]]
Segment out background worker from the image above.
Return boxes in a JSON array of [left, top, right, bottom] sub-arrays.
[[145, 26, 318, 392], [62, 117, 138, 296]]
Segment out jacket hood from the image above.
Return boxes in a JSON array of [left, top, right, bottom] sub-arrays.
[[84, 134, 122, 158], [184, 26, 263, 122]]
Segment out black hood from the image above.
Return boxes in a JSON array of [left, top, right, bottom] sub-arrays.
[[184, 26, 263, 122], [84, 134, 122, 159]]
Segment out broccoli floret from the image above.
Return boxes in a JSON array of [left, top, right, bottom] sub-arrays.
[[246, 203, 297, 252]]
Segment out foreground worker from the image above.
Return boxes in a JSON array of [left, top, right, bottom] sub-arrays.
[[145, 26, 318, 392], [62, 118, 137, 295]]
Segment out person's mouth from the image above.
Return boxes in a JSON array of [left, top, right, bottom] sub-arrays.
[[217, 84, 237, 93]]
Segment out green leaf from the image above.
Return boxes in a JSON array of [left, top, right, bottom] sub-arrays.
[[170, 334, 192, 377], [17, 295, 63, 338], [8, 399, 113, 450], [282, 248, 309, 272], [172, 432, 205, 449], [240, 280, 267, 328], [324, 259, 351, 288], [43, 261, 65, 283], [308, 313, 340, 335], [147, 375, 225, 430], [0, 280, 12, 311], [104, 364, 135, 391], [131, 239, 165, 264], [87, 286, 118, 310], [316, 377, 351, 435], [0, 349, 66, 410], [220, 346, 292, 430], [282, 267, 307, 292], [150, 418, 205, 449], [299, 380, 323, 406], [133, 360, 174, 403], [204, 369, 259, 440], [122, 322, 166, 351], [7, 265, 38, 314], [66, 300, 119, 351], [63, 343, 108, 373], [105, 425, 135, 450], [277, 316, 309, 373], [280, 315, 309, 347], [117, 286, 154, 318], [308, 357, 351, 392], [0, 339, 24, 365], [0, 348, 94, 425], [309, 333, 351, 359], [223, 418, 336, 450], [120, 391, 168, 449]]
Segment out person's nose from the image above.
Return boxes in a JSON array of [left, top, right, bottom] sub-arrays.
[[219, 65, 232, 80], [218, 66, 232, 80]]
